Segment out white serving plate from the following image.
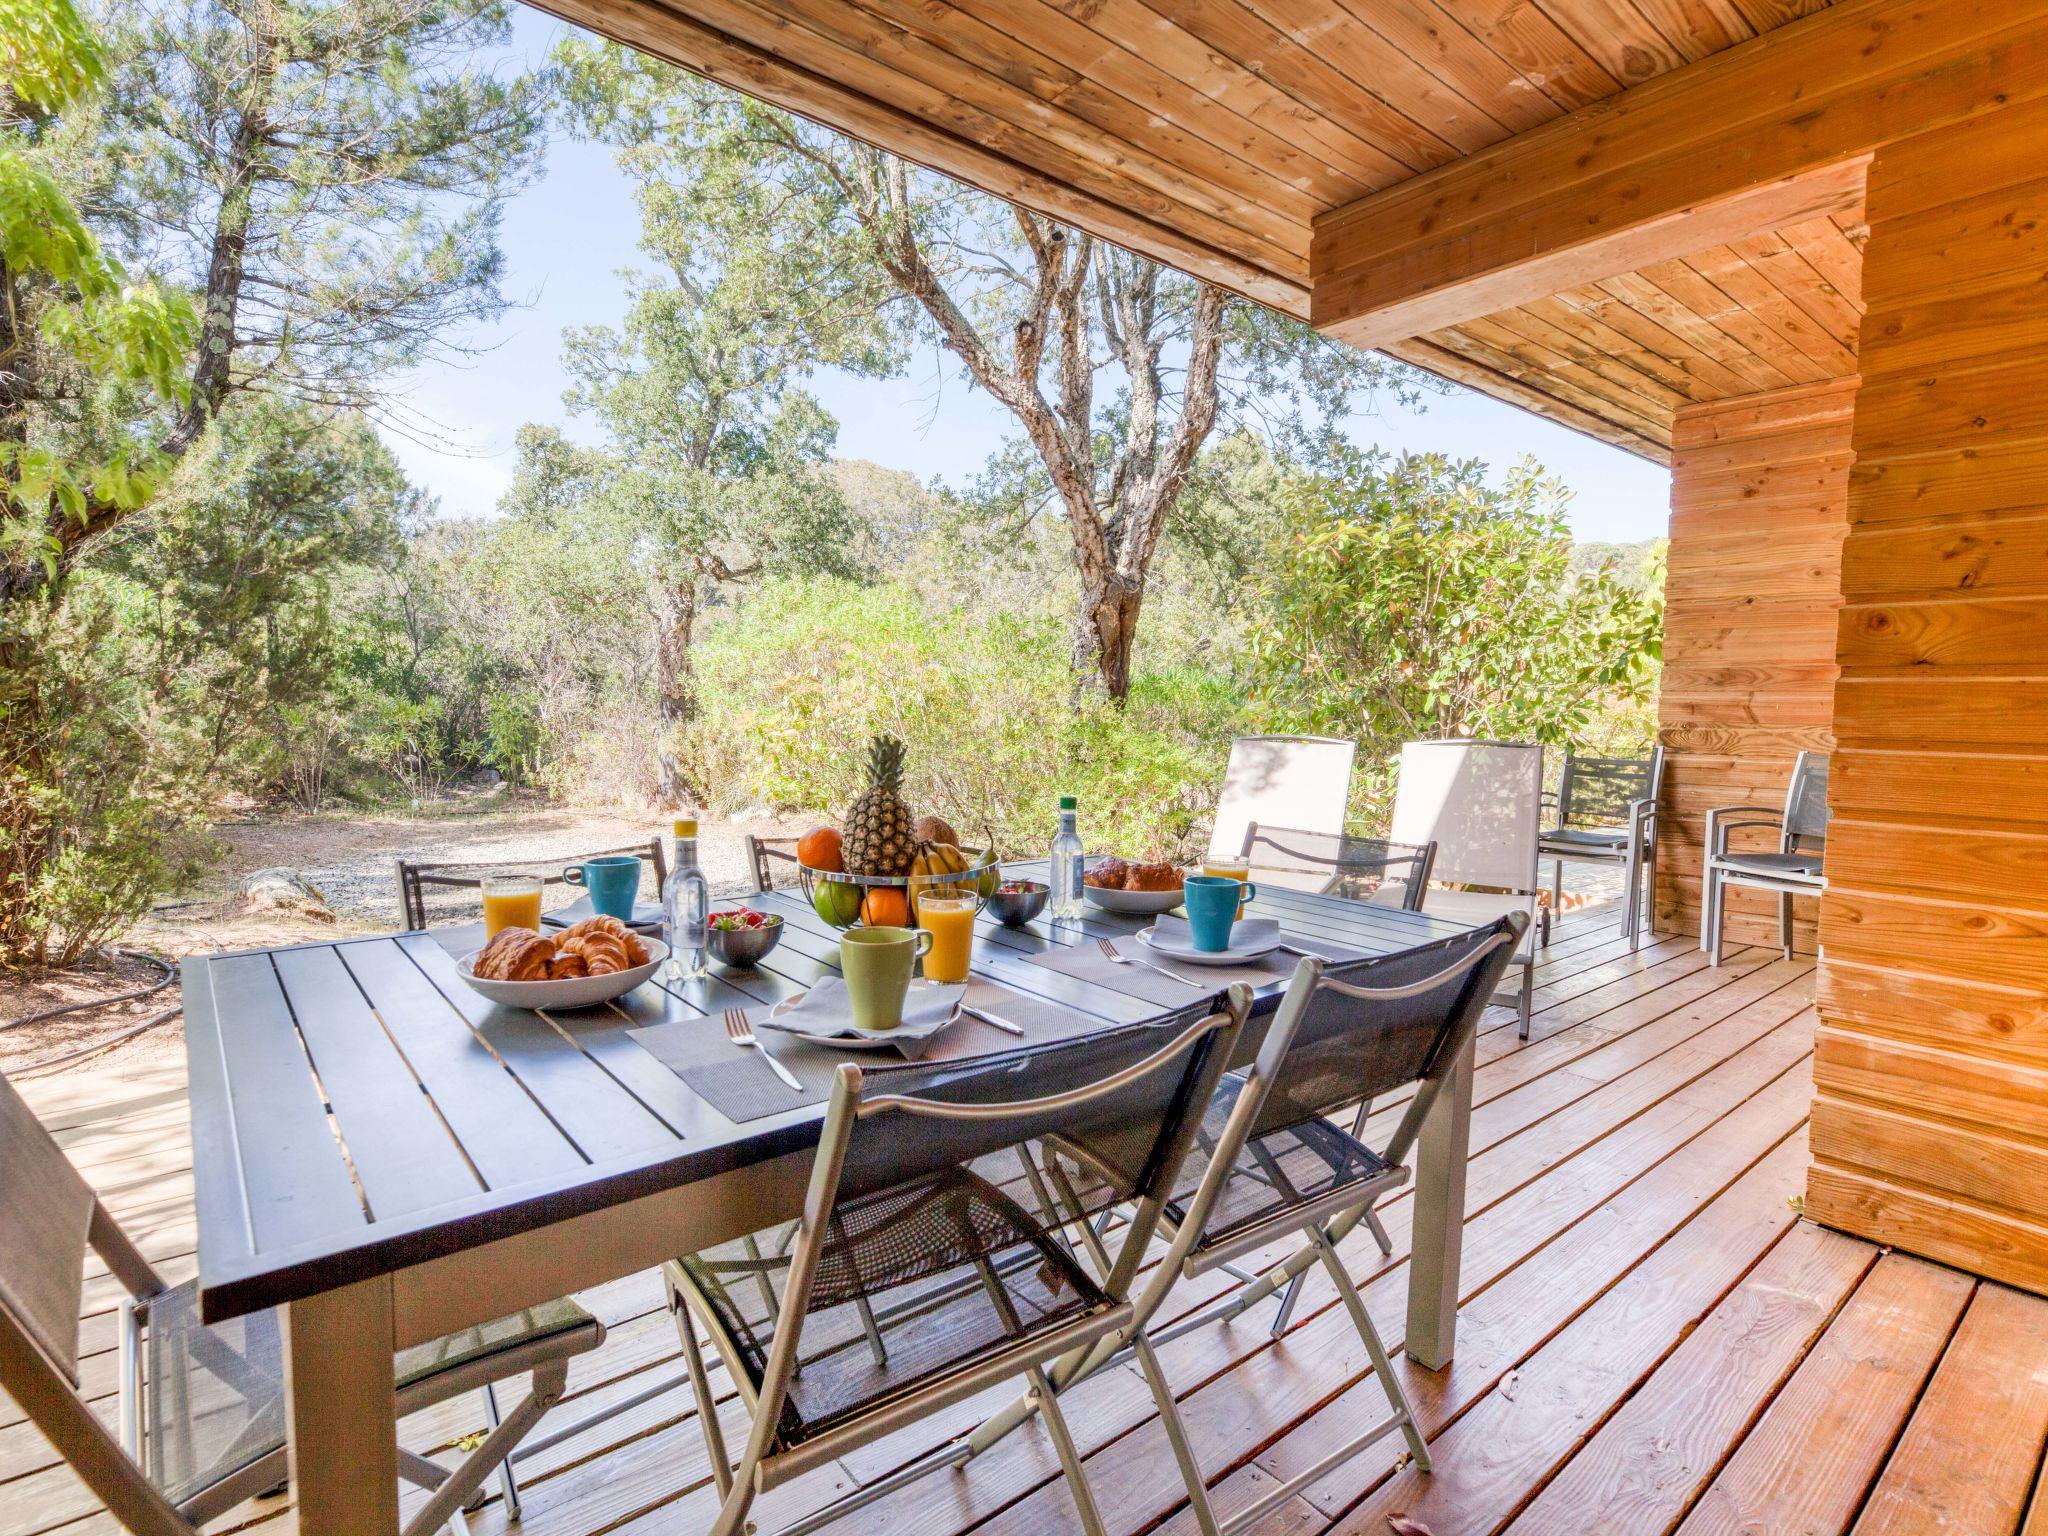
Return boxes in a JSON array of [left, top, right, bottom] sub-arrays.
[[457, 938, 669, 1011], [1082, 882, 1186, 916]]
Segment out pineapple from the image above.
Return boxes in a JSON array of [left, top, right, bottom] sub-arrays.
[[843, 736, 917, 877]]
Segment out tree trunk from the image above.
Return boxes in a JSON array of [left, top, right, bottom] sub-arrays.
[[653, 580, 705, 809], [1078, 568, 1146, 703]]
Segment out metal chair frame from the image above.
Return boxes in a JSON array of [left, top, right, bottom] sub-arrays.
[[0, 1069, 603, 1536], [662, 998, 1249, 1536], [1537, 747, 1664, 953], [1238, 823, 1437, 912], [1700, 750, 1830, 966], [745, 832, 804, 892], [972, 917, 1524, 1536], [393, 839, 666, 931]]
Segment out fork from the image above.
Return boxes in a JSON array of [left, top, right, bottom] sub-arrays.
[[724, 1008, 804, 1092], [1096, 936, 1203, 987]]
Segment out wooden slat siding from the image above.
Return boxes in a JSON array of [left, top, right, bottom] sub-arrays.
[[1657, 378, 1855, 951], [1851, 1282, 2048, 1536], [1809, 95, 2048, 1298], [1673, 1253, 1975, 1536]]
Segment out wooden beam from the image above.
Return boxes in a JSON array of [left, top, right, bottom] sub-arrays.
[[520, 0, 1312, 317], [1311, 0, 2048, 348]]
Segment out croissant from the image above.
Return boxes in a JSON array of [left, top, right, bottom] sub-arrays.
[[547, 950, 590, 980], [1085, 857, 1130, 890], [1124, 861, 1184, 893], [559, 931, 632, 976], [561, 915, 650, 967], [475, 927, 557, 982]]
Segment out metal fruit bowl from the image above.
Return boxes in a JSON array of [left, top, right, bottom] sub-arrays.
[[984, 880, 1049, 927], [707, 915, 783, 969], [798, 847, 1000, 930]]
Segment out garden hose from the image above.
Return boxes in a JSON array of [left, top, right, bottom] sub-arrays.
[[6, 949, 183, 1075]]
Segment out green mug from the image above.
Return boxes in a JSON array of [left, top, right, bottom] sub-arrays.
[[839, 926, 933, 1031]]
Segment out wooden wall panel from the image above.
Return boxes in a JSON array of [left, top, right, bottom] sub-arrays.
[[1807, 98, 2048, 1297], [1657, 378, 1855, 951]]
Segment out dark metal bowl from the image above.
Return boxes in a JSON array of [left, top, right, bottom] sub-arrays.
[[984, 882, 1049, 927], [707, 916, 784, 969]]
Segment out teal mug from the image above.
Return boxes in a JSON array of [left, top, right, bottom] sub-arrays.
[[1184, 874, 1256, 953], [563, 854, 643, 921]]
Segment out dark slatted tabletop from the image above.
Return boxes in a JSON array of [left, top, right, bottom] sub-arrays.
[[180, 863, 1472, 1322]]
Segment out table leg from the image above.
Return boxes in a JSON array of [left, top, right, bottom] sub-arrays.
[[1405, 1033, 1473, 1371], [285, 1276, 399, 1536]]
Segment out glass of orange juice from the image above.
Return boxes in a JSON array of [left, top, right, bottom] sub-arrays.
[[481, 874, 543, 937], [915, 884, 978, 984], [1201, 859, 1253, 916]]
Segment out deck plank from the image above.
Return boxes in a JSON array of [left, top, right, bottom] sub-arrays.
[[1851, 1282, 2048, 1536], [1672, 1254, 1976, 1536], [1506, 1221, 1878, 1536]]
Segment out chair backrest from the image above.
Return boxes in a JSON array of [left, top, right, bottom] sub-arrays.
[[0, 1070, 189, 1536], [1389, 740, 1544, 896], [746, 833, 802, 892], [1209, 736, 1356, 863], [394, 838, 669, 931], [1240, 824, 1436, 911], [1784, 751, 1831, 850], [1556, 748, 1664, 830], [727, 996, 1245, 1474], [1245, 916, 1524, 1163]]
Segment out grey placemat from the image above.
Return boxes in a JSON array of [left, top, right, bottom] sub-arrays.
[[629, 980, 1104, 1124]]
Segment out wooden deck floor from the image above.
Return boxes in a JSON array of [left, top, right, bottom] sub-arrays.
[[11, 906, 2048, 1536]]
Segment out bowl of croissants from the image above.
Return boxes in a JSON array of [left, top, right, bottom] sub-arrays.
[[457, 916, 668, 1010], [1081, 856, 1188, 915]]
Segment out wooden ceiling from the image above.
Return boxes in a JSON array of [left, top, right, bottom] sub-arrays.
[[531, 0, 1855, 458], [1392, 208, 1868, 462]]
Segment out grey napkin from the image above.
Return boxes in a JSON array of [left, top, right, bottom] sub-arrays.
[[757, 975, 965, 1055]]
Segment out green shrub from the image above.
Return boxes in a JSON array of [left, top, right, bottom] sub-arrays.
[[693, 577, 1245, 858]]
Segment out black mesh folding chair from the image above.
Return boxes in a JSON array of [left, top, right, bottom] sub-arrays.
[[1239, 823, 1436, 910], [1538, 748, 1664, 951], [1701, 750, 1829, 965], [0, 1068, 605, 1536], [392, 839, 666, 931], [663, 993, 1248, 1536], [745, 832, 804, 892], [985, 914, 1525, 1536]]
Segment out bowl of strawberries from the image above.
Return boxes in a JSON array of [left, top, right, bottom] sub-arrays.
[[707, 906, 783, 969]]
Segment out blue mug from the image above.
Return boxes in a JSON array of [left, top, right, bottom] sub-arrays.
[[563, 854, 643, 921], [1184, 874, 1256, 953]]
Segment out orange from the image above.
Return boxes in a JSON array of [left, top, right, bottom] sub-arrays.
[[861, 886, 909, 927], [797, 826, 844, 872]]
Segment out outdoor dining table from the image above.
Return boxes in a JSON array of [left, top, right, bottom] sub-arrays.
[[178, 862, 1484, 1535]]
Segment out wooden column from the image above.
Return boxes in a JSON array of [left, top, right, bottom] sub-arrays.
[[1807, 96, 2048, 1293], [1656, 380, 1855, 952]]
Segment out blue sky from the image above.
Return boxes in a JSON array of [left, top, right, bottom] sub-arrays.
[[380, 7, 1673, 544]]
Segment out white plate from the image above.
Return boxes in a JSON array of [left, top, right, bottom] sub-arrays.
[[1139, 925, 1281, 967], [457, 939, 669, 1011], [1082, 883, 1186, 915]]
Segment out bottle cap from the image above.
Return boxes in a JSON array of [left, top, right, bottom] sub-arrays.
[[1058, 795, 1077, 810], [673, 817, 698, 837]]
